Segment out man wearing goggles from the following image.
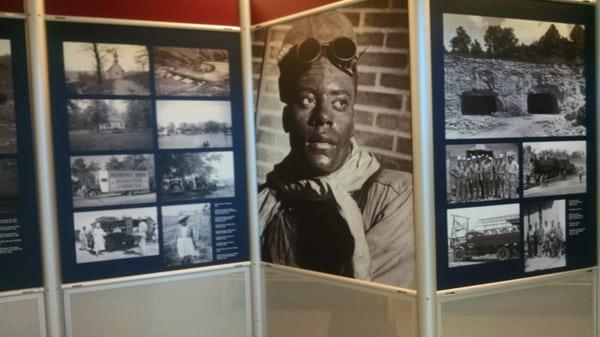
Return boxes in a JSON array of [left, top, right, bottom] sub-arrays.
[[258, 12, 415, 289]]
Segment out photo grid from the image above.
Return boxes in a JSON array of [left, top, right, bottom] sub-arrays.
[[63, 42, 235, 267], [442, 13, 589, 275], [0, 39, 20, 215]]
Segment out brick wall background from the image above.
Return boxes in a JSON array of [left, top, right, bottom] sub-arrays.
[[252, 0, 411, 183]]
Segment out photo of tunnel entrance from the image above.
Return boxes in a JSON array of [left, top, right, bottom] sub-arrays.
[[444, 14, 586, 139]]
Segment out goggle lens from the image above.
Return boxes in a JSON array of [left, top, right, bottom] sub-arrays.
[[330, 37, 357, 61], [297, 38, 322, 64]]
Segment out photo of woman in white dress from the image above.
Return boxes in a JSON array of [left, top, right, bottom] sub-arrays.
[[175, 215, 199, 264], [92, 222, 107, 256], [162, 203, 213, 267]]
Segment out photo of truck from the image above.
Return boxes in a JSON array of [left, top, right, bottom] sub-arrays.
[[71, 154, 156, 208], [447, 203, 521, 267], [83, 170, 150, 197]]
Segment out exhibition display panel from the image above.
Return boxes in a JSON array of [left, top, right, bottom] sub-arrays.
[[253, 0, 417, 292], [0, 0, 597, 336], [0, 18, 43, 293], [431, 0, 597, 289], [46, 22, 250, 283]]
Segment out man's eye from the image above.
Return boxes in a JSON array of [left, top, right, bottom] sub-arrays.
[[332, 99, 348, 111], [299, 97, 316, 109]]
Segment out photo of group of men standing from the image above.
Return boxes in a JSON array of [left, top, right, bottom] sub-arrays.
[[523, 199, 567, 272], [447, 144, 519, 204]]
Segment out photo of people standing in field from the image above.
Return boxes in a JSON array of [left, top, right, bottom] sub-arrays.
[[63, 42, 150, 96], [68, 99, 153, 151], [0, 39, 16, 154], [161, 203, 212, 267], [156, 100, 232, 149], [70, 154, 156, 208], [154, 47, 230, 97], [523, 199, 566, 272]]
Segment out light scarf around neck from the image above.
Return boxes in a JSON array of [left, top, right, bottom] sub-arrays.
[[258, 141, 380, 280]]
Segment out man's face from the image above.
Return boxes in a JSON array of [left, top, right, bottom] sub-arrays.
[[283, 57, 355, 176]]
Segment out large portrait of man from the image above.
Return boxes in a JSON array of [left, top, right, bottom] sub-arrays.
[[255, 9, 415, 289]]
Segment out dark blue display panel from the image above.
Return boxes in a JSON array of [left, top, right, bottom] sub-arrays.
[[431, 0, 597, 290], [47, 22, 249, 283], [0, 19, 43, 292]]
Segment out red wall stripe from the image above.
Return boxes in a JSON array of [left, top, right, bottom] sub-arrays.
[[0, 0, 24, 13], [45, 0, 239, 26], [251, 0, 340, 25]]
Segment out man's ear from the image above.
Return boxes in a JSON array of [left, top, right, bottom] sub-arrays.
[[282, 105, 291, 133]]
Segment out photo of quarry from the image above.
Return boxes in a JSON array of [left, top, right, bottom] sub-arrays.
[[443, 14, 586, 139]]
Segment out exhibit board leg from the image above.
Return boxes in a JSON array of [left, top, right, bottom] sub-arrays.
[[24, 0, 65, 337], [239, 0, 266, 336], [408, 0, 438, 336], [597, 3, 600, 336]]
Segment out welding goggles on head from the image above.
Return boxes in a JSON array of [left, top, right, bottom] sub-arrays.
[[282, 37, 359, 78]]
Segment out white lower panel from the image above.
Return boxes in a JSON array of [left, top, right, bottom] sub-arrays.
[[265, 266, 417, 337], [439, 271, 595, 337], [0, 292, 45, 337], [64, 266, 251, 337]]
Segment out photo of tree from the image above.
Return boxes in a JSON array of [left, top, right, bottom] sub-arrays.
[[444, 14, 586, 139], [156, 100, 232, 149], [63, 42, 150, 96], [68, 99, 153, 151]]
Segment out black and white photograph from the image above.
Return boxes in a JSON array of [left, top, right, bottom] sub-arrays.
[[159, 151, 234, 202], [446, 143, 519, 204], [253, 7, 416, 289], [71, 154, 156, 208], [447, 203, 520, 268], [154, 47, 230, 97], [0, 159, 19, 213], [444, 14, 586, 139], [523, 140, 586, 198], [0, 39, 16, 154], [68, 99, 153, 151], [63, 42, 150, 96], [523, 199, 566, 272], [156, 100, 233, 149], [73, 207, 159, 264], [161, 203, 212, 267]]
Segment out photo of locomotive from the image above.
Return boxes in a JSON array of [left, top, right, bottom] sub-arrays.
[[523, 141, 586, 197]]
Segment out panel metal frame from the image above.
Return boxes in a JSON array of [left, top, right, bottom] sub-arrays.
[[0, 12, 25, 18], [25, 0, 65, 336], [44, 14, 240, 32], [436, 268, 597, 337], [63, 264, 253, 337], [0, 291, 47, 337]]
